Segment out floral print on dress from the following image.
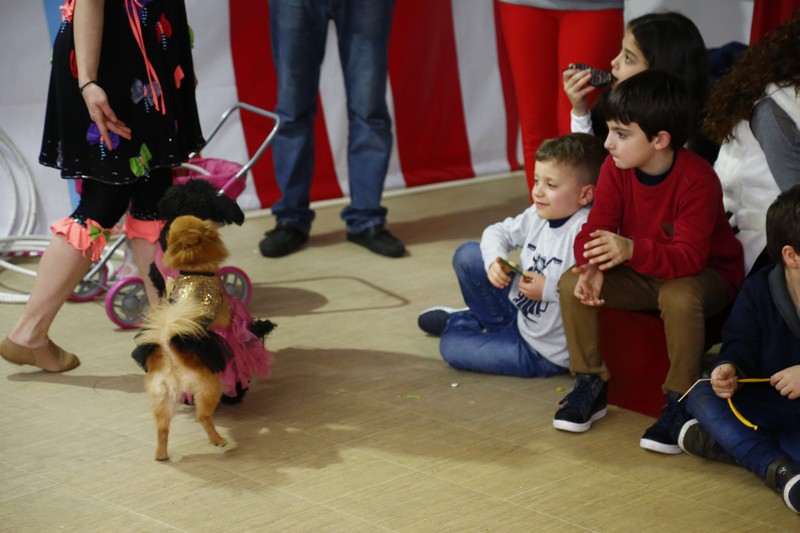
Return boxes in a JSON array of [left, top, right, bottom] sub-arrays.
[[59, 0, 75, 31], [131, 79, 162, 113], [86, 124, 120, 160], [129, 143, 152, 177], [69, 50, 78, 79], [156, 13, 172, 50], [128, 0, 156, 27], [41, 0, 205, 185]]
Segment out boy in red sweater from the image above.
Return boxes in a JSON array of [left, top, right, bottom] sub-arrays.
[[553, 70, 744, 454]]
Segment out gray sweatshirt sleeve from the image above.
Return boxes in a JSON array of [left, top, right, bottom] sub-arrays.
[[750, 98, 800, 192]]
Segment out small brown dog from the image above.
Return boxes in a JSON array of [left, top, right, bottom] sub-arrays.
[[134, 215, 233, 461]]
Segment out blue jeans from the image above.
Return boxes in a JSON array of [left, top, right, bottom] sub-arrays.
[[686, 380, 800, 480], [268, 0, 394, 234], [439, 242, 566, 378]]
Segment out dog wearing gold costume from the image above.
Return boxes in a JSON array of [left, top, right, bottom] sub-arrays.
[[134, 214, 233, 461]]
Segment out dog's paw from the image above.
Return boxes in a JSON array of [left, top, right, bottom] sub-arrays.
[[155, 452, 170, 461]]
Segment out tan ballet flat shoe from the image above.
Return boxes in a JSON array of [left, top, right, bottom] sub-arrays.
[[0, 337, 36, 366], [0, 337, 80, 372]]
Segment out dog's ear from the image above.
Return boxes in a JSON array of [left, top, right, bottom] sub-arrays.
[[215, 193, 245, 226], [158, 179, 244, 226]]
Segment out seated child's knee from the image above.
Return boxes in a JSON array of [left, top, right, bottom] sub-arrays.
[[659, 278, 702, 314], [557, 268, 578, 300], [452, 241, 481, 270]]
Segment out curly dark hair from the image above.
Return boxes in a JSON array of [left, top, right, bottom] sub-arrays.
[[702, 10, 800, 144]]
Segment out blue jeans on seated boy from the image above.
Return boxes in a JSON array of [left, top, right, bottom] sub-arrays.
[[686, 380, 800, 479], [439, 242, 566, 378]]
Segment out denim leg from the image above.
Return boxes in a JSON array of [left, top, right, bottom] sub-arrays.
[[440, 242, 564, 377], [440, 313, 566, 377], [686, 381, 800, 480], [332, 0, 393, 233], [268, 0, 330, 233], [452, 242, 516, 328]]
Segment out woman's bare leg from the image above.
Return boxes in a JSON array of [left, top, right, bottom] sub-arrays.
[[6, 234, 91, 371]]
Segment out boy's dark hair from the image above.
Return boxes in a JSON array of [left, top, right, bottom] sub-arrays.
[[535, 132, 607, 186], [605, 69, 691, 149], [766, 184, 800, 265]]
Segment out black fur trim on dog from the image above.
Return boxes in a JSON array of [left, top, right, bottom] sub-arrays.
[[171, 331, 232, 373], [131, 342, 158, 371], [248, 319, 277, 341], [149, 262, 166, 298]]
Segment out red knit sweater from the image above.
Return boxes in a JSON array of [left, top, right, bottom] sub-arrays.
[[574, 149, 744, 295]]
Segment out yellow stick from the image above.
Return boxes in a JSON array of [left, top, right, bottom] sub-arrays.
[[680, 378, 771, 430]]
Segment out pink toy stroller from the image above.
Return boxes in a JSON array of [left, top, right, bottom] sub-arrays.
[[98, 102, 280, 328]]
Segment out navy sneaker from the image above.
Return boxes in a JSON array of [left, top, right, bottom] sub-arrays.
[[640, 392, 690, 454], [417, 306, 467, 336], [553, 374, 608, 432], [678, 419, 737, 464], [347, 225, 405, 257], [768, 460, 800, 514]]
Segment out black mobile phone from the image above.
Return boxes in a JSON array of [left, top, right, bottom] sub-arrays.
[[568, 63, 614, 88]]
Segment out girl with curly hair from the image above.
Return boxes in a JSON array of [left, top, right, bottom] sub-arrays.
[[703, 10, 800, 275]]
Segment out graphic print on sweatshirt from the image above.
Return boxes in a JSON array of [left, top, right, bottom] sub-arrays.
[[511, 243, 563, 322]]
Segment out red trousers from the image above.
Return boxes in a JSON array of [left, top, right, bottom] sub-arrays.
[[499, 4, 623, 192]]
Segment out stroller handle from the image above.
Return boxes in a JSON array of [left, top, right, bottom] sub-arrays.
[[190, 102, 281, 181]]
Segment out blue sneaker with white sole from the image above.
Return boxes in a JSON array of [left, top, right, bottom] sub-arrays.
[[417, 306, 468, 336]]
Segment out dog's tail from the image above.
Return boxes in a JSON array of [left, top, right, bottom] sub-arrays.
[[136, 298, 208, 348], [134, 299, 230, 373]]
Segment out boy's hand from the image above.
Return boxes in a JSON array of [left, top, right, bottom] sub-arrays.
[[488, 259, 514, 289], [710, 363, 738, 399], [517, 271, 543, 301], [562, 66, 594, 117], [572, 263, 605, 306], [583, 230, 633, 271], [771, 365, 800, 399]]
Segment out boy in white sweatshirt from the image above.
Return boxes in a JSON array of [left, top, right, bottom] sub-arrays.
[[418, 133, 606, 377]]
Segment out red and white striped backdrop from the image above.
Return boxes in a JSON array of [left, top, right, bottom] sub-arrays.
[[2, 0, 783, 235], [225, 0, 520, 210]]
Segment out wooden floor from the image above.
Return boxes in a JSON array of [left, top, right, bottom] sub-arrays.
[[1, 173, 797, 532]]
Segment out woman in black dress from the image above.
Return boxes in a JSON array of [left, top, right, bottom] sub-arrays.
[[1, 0, 204, 372]]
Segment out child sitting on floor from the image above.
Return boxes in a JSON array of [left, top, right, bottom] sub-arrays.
[[680, 185, 800, 514], [553, 70, 744, 455], [417, 133, 606, 378]]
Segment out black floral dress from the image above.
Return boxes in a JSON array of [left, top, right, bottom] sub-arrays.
[[39, 0, 205, 185]]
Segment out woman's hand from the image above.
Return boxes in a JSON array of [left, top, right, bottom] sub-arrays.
[[82, 83, 131, 149]]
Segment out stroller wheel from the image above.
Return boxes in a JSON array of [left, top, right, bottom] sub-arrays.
[[69, 263, 109, 302], [105, 277, 148, 329], [218, 266, 251, 305]]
